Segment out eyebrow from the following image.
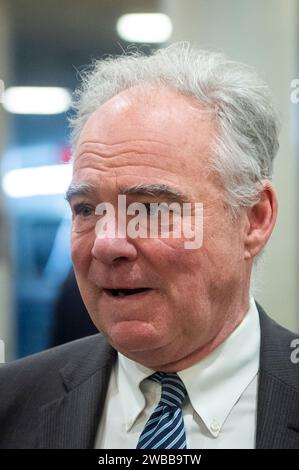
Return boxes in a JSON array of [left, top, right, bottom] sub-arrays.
[[65, 183, 97, 203], [65, 182, 189, 204], [120, 183, 189, 203]]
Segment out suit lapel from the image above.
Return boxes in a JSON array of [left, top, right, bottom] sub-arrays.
[[38, 308, 299, 448], [256, 369, 299, 448], [256, 306, 299, 448], [39, 337, 117, 449]]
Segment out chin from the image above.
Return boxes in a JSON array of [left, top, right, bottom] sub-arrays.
[[107, 320, 165, 354]]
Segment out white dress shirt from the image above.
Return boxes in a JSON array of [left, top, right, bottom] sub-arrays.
[[94, 297, 260, 449]]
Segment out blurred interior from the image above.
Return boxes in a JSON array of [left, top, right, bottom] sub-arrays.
[[0, 0, 298, 361]]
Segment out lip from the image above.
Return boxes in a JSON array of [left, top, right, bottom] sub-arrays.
[[102, 288, 154, 301], [101, 285, 152, 290]]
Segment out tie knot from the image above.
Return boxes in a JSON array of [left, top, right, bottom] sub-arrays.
[[150, 372, 187, 408]]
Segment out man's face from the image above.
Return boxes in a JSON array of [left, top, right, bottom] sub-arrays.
[[69, 87, 250, 371]]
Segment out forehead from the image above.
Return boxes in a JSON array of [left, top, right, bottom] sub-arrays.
[[72, 87, 217, 198], [76, 86, 215, 155]]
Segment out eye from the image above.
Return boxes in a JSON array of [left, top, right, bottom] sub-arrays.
[[143, 203, 153, 215], [73, 203, 94, 218], [143, 203, 161, 216]]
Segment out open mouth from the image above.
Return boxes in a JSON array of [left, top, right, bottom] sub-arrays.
[[104, 288, 152, 298]]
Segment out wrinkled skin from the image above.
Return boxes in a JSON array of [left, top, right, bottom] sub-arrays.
[[69, 86, 277, 371]]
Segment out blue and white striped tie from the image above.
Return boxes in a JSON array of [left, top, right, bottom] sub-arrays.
[[136, 372, 188, 449]]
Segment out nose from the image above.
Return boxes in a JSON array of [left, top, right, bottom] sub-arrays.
[[91, 235, 138, 265]]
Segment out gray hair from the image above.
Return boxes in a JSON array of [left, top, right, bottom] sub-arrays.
[[69, 42, 280, 217]]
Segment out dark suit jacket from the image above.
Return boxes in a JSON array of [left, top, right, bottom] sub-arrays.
[[0, 305, 299, 448]]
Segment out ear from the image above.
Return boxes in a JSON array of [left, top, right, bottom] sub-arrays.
[[244, 180, 278, 260]]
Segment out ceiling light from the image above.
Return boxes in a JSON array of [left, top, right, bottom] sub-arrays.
[[2, 164, 72, 198], [116, 13, 172, 43], [2, 87, 71, 115]]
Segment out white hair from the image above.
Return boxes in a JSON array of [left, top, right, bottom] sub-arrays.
[[69, 42, 280, 217]]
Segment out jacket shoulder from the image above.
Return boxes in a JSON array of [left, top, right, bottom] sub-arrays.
[[258, 304, 299, 390], [0, 333, 103, 380], [0, 334, 115, 448]]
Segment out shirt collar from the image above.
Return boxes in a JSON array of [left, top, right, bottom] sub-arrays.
[[178, 296, 260, 436], [117, 352, 154, 431], [117, 296, 260, 435]]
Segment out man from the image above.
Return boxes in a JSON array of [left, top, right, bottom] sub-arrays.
[[1, 43, 299, 449]]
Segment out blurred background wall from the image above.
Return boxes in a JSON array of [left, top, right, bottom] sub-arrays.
[[0, 0, 12, 360], [0, 0, 298, 360], [163, 0, 299, 339]]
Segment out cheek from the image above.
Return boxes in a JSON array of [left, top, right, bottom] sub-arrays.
[[71, 233, 94, 274], [139, 238, 202, 284], [140, 235, 198, 258]]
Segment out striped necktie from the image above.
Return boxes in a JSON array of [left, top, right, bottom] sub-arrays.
[[136, 372, 188, 449]]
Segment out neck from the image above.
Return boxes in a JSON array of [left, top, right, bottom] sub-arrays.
[[137, 294, 251, 372]]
